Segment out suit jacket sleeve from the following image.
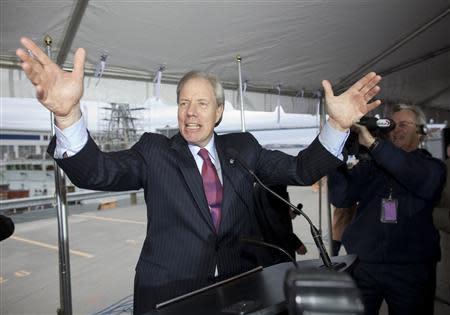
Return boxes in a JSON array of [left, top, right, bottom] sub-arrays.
[[47, 133, 148, 191], [328, 140, 447, 211], [328, 161, 372, 208], [370, 140, 446, 202], [437, 159, 450, 208], [250, 135, 344, 186]]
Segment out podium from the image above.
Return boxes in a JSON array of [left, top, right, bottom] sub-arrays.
[[145, 255, 357, 315]]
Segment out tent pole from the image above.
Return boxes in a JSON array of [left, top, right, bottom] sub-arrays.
[[44, 36, 73, 315], [378, 46, 450, 78], [419, 84, 450, 106], [317, 96, 322, 235], [0, 56, 321, 100], [56, 0, 89, 66], [335, 7, 450, 92], [46, 3, 89, 309], [236, 55, 246, 132], [320, 96, 333, 254]]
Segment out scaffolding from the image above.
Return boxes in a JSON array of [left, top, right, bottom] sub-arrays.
[[98, 102, 145, 151]]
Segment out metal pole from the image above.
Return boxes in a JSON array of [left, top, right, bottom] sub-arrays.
[[236, 55, 246, 132], [44, 35, 73, 315], [327, 188, 333, 255], [55, 0, 89, 66], [320, 96, 334, 254], [378, 46, 450, 78], [419, 83, 450, 106], [317, 96, 322, 234]]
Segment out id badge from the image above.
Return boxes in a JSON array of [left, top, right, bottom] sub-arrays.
[[380, 198, 398, 224]]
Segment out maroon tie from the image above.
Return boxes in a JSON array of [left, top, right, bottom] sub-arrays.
[[198, 148, 223, 232]]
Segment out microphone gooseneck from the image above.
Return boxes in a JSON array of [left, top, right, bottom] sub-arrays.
[[227, 148, 333, 268], [240, 238, 299, 268]]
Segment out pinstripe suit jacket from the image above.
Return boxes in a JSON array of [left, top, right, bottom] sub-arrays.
[[49, 131, 342, 313]]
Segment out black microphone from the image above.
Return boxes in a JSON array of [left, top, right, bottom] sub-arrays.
[[227, 148, 335, 269]]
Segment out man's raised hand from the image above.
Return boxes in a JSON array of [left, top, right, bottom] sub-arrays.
[[16, 37, 86, 129], [322, 72, 382, 131]]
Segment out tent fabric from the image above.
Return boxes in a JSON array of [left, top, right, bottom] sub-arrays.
[[1, 0, 449, 115]]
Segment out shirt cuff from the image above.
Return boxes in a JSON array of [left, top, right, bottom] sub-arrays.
[[54, 117, 88, 159], [318, 121, 349, 160]]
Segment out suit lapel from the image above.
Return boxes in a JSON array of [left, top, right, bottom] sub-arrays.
[[170, 133, 215, 231], [215, 135, 251, 230]]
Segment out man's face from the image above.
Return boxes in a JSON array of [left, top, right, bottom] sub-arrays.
[[177, 77, 224, 147], [390, 109, 420, 152]]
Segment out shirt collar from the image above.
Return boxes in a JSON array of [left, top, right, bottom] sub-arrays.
[[188, 134, 218, 164]]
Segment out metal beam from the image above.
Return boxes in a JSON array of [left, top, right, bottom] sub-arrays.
[[378, 46, 450, 78], [419, 83, 450, 106], [335, 6, 450, 92], [43, 35, 73, 315], [56, 0, 89, 66], [0, 57, 319, 99], [0, 190, 143, 213]]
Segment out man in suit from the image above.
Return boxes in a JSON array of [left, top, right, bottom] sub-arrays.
[[16, 37, 382, 313]]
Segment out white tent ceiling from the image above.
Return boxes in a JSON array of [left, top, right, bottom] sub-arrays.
[[1, 0, 449, 115]]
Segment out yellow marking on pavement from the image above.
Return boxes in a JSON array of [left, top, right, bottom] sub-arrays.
[[14, 270, 31, 277], [0, 277, 7, 284], [73, 214, 145, 225], [10, 236, 94, 258]]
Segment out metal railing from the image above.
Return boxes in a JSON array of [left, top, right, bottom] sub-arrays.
[[0, 190, 143, 213]]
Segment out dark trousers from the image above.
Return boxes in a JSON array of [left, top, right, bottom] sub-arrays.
[[332, 240, 342, 256], [352, 262, 436, 315]]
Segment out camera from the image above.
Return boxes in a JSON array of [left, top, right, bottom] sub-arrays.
[[344, 116, 396, 158]]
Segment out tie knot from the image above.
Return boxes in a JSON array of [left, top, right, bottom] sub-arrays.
[[198, 148, 210, 161]]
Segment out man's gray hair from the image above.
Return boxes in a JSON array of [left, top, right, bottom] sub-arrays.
[[176, 71, 225, 126], [393, 104, 427, 126]]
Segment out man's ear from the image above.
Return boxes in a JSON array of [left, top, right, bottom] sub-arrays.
[[215, 105, 224, 127], [416, 124, 427, 136]]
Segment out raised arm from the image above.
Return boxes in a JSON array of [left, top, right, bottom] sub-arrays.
[[16, 37, 85, 129]]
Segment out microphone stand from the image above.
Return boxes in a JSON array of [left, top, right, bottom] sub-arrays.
[[229, 152, 339, 269]]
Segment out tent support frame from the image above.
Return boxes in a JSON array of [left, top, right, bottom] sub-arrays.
[[335, 7, 450, 93], [56, 0, 89, 66], [44, 36, 73, 315], [47, 1, 89, 313]]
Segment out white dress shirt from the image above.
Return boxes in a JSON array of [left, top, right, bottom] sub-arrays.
[[54, 117, 349, 160]]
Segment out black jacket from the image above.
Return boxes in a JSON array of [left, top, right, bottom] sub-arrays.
[[329, 140, 446, 263]]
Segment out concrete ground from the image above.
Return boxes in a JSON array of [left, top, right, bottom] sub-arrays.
[[1, 186, 449, 314]]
